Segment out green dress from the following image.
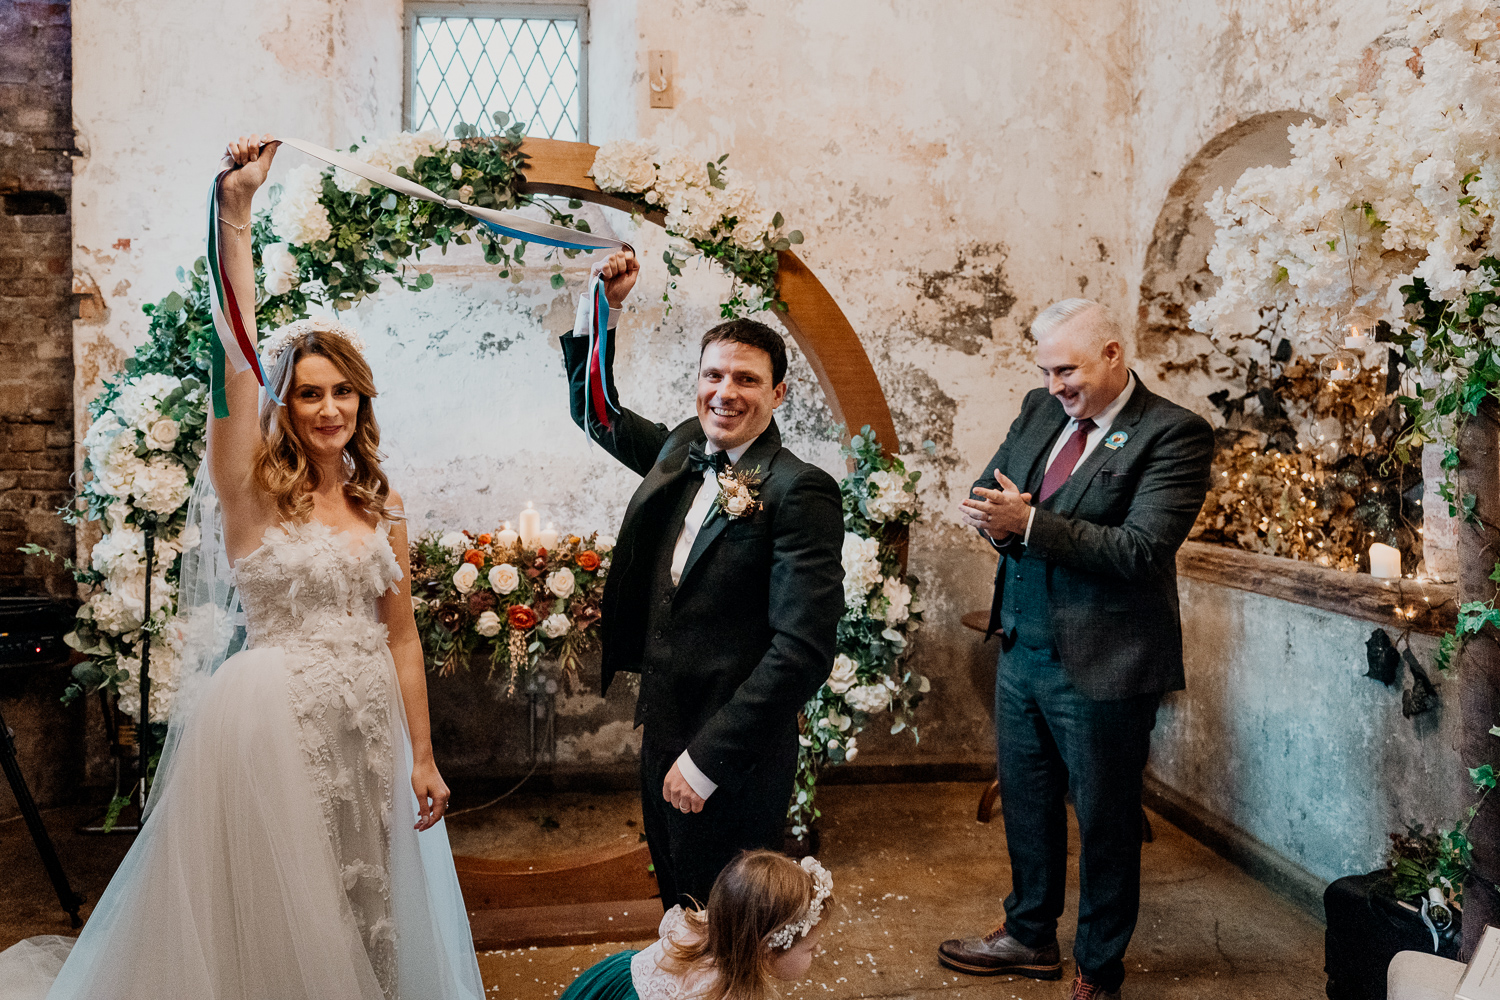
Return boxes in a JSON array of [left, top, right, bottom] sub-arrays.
[[559, 950, 641, 1000]]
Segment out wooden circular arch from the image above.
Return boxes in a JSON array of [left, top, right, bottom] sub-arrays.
[[517, 137, 899, 457]]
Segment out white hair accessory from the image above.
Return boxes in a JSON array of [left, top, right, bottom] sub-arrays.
[[258, 316, 367, 371], [767, 856, 833, 951]]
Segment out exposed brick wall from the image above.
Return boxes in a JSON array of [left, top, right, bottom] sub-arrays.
[[0, 0, 73, 598]]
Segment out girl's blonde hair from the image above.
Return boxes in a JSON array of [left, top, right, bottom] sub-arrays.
[[664, 851, 831, 1000], [252, 326, 397, 523]]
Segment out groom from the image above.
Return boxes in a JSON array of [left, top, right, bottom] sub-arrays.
[[560, 250, 845, 909]]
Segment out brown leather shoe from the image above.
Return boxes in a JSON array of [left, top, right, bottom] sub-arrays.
[[936, 923, 1062, 979], [1068, 971, 1122, 999]]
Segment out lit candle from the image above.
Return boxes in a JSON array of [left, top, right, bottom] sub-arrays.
[[1344, 322, 1370, 352], [1369, 542, 1401, 579], [539, 523, 559, 551], [497, 521, 519, 550], [518, 503, 541, 549]]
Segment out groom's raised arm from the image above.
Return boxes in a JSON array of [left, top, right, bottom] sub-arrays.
[[683, 466, 845, 794], [560, 321, 671, 477]]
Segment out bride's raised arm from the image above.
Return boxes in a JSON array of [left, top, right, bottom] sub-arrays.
[[207, 134, 280, 542]]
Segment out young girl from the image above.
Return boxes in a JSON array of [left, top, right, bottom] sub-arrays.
[[563, 851, 834, 1000]]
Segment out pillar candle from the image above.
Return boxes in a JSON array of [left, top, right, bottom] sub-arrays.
[[539, 524, 559, 551], [497, 521, 519, 550], [519, 503, 541, 548], [1369, 542, 1401, 579]]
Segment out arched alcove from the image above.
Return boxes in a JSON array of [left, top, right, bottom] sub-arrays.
[[1136, 110, 1320, 404], [516, 137, 899, 457]]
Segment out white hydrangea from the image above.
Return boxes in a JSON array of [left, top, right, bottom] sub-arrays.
[[589, 139, 658, 193], [112, 373, 181, 430], [841, 533, 882, 608], [114, 627, 183, 723], [845, 684, 889, 714], [130, 454, 192, 515], [262, 242, 301, 296], [271, 164, 333, 246], [866, 470, 918, 522], [333, 129, 444, 196]]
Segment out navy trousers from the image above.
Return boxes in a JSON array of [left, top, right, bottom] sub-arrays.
[[995, 641, 1160, 991]]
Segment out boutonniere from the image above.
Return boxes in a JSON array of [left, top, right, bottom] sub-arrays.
[[713, 465, 763, 520], [1103, 430, 1129, 451]]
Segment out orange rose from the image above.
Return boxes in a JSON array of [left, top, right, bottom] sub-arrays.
[[477, 533, 493, 545], [575, 550, 601, 572], [507, 605, 539, 630], [464, 549, 485, 566]]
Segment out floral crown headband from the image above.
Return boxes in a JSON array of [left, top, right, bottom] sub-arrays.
[[258, 317, 368, 373], [767, 856, 833, 951]]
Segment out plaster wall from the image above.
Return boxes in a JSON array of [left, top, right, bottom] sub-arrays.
[[1153, 579, 1466, 883], [66, 0, 1468, 871]]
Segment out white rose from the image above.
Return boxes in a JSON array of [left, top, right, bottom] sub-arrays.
[[826, 654, 859, 694], [145, 417, 179, 450], [546, 568, 576, 599], [450, 162, 464, 180], [541, 613, 571, 638], [457, 184, 474, 203], [439, 531, 468, 553], [880, 576, 913, 625], [489, 563, 520, 594], [725, 493, 750, 516], [475, 610, 502, 637], [846, 683, 890, 714], [453, 563, 479, 594]]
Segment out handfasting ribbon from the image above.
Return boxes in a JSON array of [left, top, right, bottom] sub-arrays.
[[206, 172, 277, 418], [206, 135, 631, 424]]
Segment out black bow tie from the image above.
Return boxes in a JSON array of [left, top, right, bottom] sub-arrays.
[[687, 443, 730, 475]]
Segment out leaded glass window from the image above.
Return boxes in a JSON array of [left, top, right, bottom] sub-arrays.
[[406, 3, 587, 141]]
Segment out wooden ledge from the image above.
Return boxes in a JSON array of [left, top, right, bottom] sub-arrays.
[[1175, 540, 1456, 636]]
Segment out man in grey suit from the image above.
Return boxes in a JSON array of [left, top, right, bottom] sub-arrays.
[[937, 299, 1214, 1000]]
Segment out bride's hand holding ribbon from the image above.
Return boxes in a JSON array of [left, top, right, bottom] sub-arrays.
[[219, 133, 279, 222]]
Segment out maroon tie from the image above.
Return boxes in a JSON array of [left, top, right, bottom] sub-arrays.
[[1038, 418, 1096, 503]]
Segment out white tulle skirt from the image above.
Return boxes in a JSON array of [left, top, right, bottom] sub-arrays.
[[0, 646, 484, 1000]]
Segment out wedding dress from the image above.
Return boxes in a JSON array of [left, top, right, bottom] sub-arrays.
[[0, 519, 485, 1000]]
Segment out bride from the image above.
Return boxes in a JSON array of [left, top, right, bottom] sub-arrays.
[[0, 135, 486, 999]]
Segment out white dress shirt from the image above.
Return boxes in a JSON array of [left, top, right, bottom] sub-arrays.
[[1020, 371, 1136, 544], [670, 438, 751, 801]]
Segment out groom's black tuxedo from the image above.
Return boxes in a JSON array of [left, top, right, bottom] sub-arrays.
[[561, 333, 844, 908]]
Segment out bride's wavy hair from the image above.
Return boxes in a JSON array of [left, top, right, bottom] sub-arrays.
[[253, 323, 398, 524], [664, 850, 830, 1000]]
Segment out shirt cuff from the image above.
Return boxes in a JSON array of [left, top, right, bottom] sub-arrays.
[[675, 750, 718, 800], [1022, 507, 1036, 546]]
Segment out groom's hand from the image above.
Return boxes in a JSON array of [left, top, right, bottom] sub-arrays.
[[663, 761, 706, 814], [599, 249, 639, 309]]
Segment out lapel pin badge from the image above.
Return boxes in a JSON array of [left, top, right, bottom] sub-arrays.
[[1104, 430, 1129, 451]]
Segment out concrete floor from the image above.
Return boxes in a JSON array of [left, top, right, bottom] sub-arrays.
[[1, 781, 1326, 998]]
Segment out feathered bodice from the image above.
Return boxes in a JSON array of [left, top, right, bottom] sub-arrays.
[[234, 519, 403, 652]]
